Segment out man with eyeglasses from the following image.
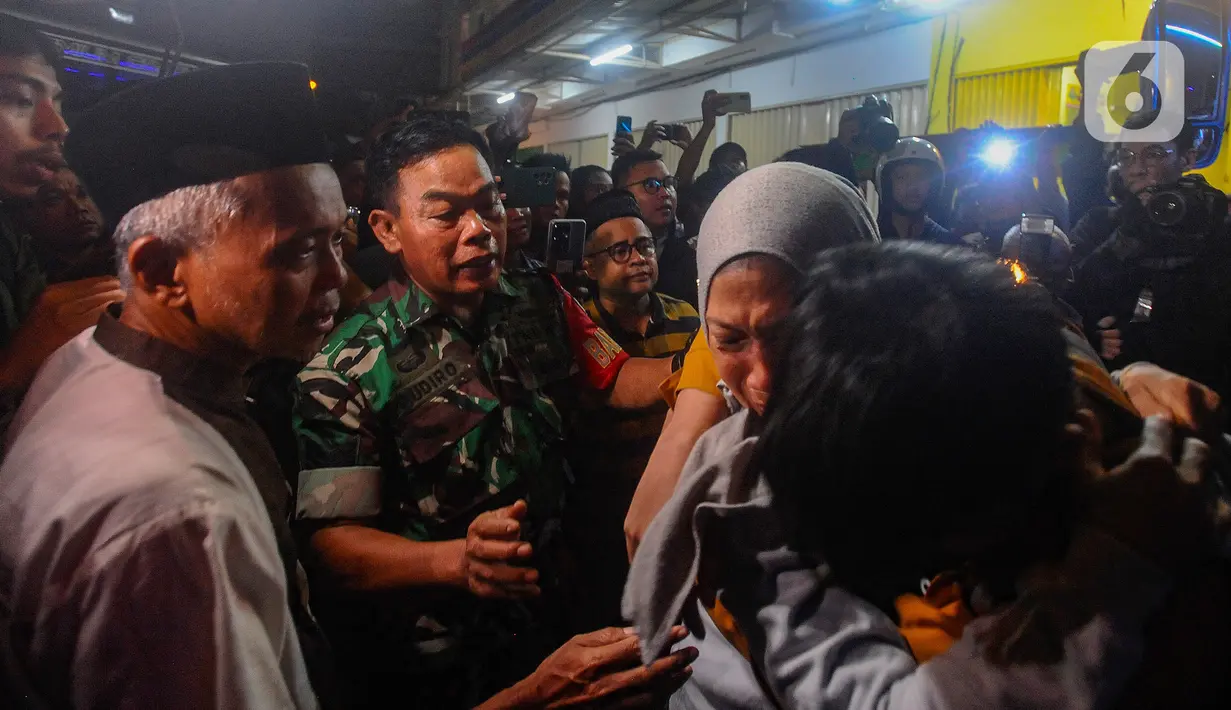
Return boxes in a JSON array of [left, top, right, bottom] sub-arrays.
[[612, 149, 699, 307], [580, 190, 699, 358], [563, 190, 699, 632], [1071, 111, 1231, 410]]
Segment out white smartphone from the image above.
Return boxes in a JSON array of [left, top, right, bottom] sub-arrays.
[[714, 92, 752, 114]]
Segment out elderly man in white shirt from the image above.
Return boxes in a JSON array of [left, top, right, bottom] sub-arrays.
[[0, 62, 346, 709]]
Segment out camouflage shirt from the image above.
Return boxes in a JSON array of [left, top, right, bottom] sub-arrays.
[[291, 269, 626, 687]]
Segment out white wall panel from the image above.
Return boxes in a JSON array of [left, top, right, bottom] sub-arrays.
[[579, 135, 609, 169], [521, 21, 934, 149]]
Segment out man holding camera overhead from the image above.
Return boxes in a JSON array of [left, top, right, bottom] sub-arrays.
[[780, 96, 899, 187], [1071, 111, 1231, 411]]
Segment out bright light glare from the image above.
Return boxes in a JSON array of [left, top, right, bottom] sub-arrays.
[[497, 92, 516, 104], [980, 139, 1017, 168], [590, 44, 634, 66], [1165, 24, 1224, 48], [309, 79, 318, 91]]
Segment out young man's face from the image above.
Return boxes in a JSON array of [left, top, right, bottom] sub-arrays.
[[581, 171, 613, 208], [624, 160, 676, 232], [531, 170, 570, 229], [889, 161, 933, 215], [180, 164, 348, 362], [0, 53, 67, 201], [371, 144, 506, 304], [583, 216, 657, 300], [1117, 140, 1194, 197], [505, 206, 530, 250]]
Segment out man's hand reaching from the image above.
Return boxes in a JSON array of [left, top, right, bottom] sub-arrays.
[[461, 500, 540, 599]]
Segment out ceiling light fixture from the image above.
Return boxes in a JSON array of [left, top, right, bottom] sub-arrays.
[[497, 92, 516, 104], [590, 44, 633, 66], [108, 7, 135, 25]]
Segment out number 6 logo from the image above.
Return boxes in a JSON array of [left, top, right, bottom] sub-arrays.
[[1084, 41, 1186, 144]]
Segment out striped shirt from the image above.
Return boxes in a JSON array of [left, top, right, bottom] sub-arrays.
[[581, 292, 700, 359]]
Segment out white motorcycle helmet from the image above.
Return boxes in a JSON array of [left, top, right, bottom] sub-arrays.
[[875, 137, 946, 199]]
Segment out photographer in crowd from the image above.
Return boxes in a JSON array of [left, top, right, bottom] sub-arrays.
[[780, 96, 899, 186], [1071, 112, 1231, 408]]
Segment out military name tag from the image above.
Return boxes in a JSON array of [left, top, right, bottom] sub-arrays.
[[403, 356, 467, 410]]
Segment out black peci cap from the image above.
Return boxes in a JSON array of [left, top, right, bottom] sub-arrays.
[[584, 188, 644, 238], [65, 62, 329, 226]]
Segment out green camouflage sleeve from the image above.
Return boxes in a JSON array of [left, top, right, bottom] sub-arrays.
[[292, 339, 385, 522]]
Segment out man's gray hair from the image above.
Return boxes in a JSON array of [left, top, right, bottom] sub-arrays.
[[111, 178, 251, 288]]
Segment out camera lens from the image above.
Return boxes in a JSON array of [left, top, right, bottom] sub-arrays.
[[866, 117, 900, 153], [1147, 190, 1187, 227]]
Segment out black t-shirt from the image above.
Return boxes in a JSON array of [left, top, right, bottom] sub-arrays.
[[779, 140, 858, 184]]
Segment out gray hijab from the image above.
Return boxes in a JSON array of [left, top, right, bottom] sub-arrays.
[[696, 162, 881, 326]]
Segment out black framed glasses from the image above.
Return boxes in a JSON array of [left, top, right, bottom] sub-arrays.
[[1114, 145, 1176, 167], [586, 236, 656, 264], [631, 176, 678, 194]]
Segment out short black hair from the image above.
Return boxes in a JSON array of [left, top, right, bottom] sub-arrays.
[[366, 114, 492, 212], [1122, 109, 1197, 152], [523, 152, 571, 175], [571, 164, 610, 188], [612, 149, 664, 188], [682, 164, 741, 208], [0, 15, 60, 71], [709, 142, 747, 170], [583, 188, 643, 240], [756, 242, 1076, 609]]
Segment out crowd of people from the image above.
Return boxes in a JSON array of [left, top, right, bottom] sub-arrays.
[[1, 14, 1231, 710]]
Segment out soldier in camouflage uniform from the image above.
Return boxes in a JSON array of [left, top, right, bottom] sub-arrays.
[[293, 115, 672, 708], [0, 19, 123, 449]]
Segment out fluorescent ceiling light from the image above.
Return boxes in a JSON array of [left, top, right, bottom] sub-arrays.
[[109, 7, 135, 25], [1166, 24, 1223, 48], [497, 92, 516, 104], [590, 44, 633, 66]]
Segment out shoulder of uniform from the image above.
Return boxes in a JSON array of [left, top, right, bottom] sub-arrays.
[[303, 300, 399, 379]]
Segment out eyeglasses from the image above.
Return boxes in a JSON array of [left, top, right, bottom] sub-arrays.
[[586, 236, 656, 264], [1114, 145, 1176, 168], [631, 176, 678, 194]]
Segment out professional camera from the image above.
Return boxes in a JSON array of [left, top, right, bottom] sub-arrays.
[[851, 96, 899, 153], [1000, 214, 1074, 292], [1141, 175, 1228, 236]]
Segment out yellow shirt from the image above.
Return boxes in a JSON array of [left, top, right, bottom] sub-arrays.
[[660, 330, 723, 407]]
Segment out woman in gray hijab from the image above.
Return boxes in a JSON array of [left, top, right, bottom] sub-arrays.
[[623, 163, 877, 555], [621, 163, 1186, 710]]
